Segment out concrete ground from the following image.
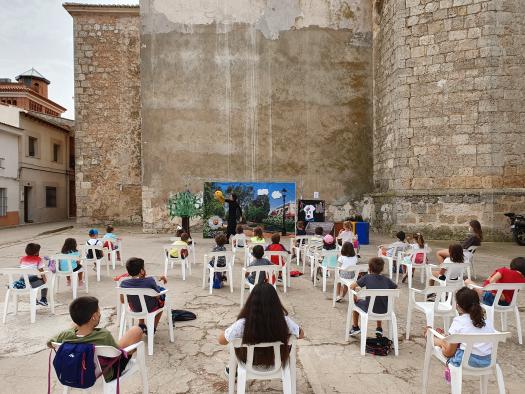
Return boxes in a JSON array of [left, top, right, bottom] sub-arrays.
[[0, 224, 524, 393]]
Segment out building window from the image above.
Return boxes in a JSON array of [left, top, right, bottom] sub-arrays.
[[12, 100, 17, 105], [28, 136, 38, 157], [0, 157, 4, 169], [45, 187, 57, 208], [0, 188, 7, 216], [53, 143, 60, 162]]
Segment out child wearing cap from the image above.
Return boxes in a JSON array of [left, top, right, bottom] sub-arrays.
[[86, 229, 104, 261]]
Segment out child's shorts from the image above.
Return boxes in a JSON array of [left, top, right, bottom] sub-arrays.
[[482, 291, 509, 307], [448, 349, 491, 368], [339, 271, 355, 280]]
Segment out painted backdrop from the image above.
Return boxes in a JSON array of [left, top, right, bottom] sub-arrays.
[[203, 181, 296, 238]]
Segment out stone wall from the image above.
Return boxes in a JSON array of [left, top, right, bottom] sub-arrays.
[[65, 5, 142, 225], [372, 0, 525, 239], [140, 0, 374, 232]]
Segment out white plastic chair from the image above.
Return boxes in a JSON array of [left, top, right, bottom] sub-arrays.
[[117, 287, 174, 356], [83, 243, 109, 282], [469, 283, 524, 345], [264, 251, 291, 292], [289, 236, 311, 267], [312, 250, 339, 292], [202, 251, 234, 294], [304, 238, 323, 274], [227, 336, 297, 394], [406, 284, 461, 339], [239, 265, 280, 307], [104, 238, 123, 269], [2, 268, 54, 323], [51, 254, 88, 300], [345, 288, 400, 356], [163, 244, 191, 280], [426, 262, 471, 286], [332, 264, 369, 307], [396, 249, 429, 288], [51, 340, 148, 394], [463, 245, 479, 279], [231, 234, 247, 263], [422, 328, 509, 394], [380, 256, 394, 280]]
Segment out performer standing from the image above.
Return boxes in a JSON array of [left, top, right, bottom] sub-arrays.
[[224, 193, 242, 241]]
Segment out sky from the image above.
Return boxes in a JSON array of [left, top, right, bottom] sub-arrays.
[[0, 0, 139, 119], [212, 182, 296, 209]]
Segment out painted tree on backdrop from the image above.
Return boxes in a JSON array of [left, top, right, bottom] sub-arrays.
[[167, 191, 203, 235]]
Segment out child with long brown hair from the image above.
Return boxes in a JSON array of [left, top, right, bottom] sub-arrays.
[[218, 283, 304, 372], [436, 220, 482, 263], [429, 287, 495, 368]]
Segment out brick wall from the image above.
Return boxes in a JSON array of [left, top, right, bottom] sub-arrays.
[[68, 7, 142, 225], [372, 0, 525, 239]]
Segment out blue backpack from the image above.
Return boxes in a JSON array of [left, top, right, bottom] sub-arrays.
[[53, 343, 97, 389]]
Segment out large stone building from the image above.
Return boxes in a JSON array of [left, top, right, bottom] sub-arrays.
[[64, 0, 525, 239]]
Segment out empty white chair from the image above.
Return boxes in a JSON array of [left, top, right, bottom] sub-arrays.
[[2, 268, 54, 324], [51, 253, 88, 300], [104, 238, 123, 269], [422, 328, 509, 394], [463, 245, 479, 279], [117, 287, 174, 356], [231, 234, 247, 263], [345, 288, 400, 356], [163, 244, 191, 280], [83, 244, 109, 282], [379, 256, 394, 280], [406, 284, 461, 339], [469, 282, 524, 345], [227, 336, 297, 394], [332, 264, 369, 307], [289, 235, 311, 267], [51, 341, 148, 393], [202, 251, 234, 294], [264, 251, 291, 292], [239, 265, 280, 307], [396, 249, 429, 288], [304, 237, 323, 274], [313, 249, 339, 292]]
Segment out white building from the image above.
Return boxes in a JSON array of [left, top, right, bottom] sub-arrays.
[[0, 104, 23, 226]]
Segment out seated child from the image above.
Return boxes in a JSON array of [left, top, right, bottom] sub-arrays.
[[379, 230, 408, 257], [296, 221, 306, 236], [209, 233, 228, 268], [169, 232, 190, 259], [48, 296, 143, 382], [19, 242, 48, 306], [86, 229, 104, 260], [314, 234, 337, 280], [246, 245, 272, 285], [58, 238, 83, 286], [232, 224, 247, 248], [103, 225, 121, 261], [349, 257, 398, 337], [429, 287, 495, 368], [401, 232, 430, 283], [429, 243, 465, 286], [250, 227, 266, 245], [337, 221, 356, 246], [120, 257, 167, 333], [266, 232, 289, 266], [335, 242, 358, 302], [465, 256, 525, 306]]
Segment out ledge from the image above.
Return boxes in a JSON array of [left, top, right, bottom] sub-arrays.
[[369, 188, 525, 198], [63, 3, 139, 16]]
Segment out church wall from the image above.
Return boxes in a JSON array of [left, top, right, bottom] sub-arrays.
[[67, 7, 143, 225], [372, 0, 525, 239], [140, 0, 374, 232]]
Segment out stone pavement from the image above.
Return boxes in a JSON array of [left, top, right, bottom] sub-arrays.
[[0, 224, 524, 393]]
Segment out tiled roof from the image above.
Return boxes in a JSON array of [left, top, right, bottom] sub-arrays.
[[24, 111, 74, 132], [0, 84, 66, 111], [16, 68, 50, 84], [63, 3, 138, 7]]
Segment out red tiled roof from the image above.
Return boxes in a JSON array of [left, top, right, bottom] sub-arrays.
[[0, 83, 66, 111]]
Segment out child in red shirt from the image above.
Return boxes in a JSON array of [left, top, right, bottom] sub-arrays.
[[19, 243, 48, 306], [265, 233, 289, 266], [465, 257, 525, 306]]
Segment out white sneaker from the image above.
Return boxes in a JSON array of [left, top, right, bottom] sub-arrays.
[[335, 296, 343, 303]]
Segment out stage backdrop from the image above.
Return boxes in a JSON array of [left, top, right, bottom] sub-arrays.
[[203, 182, 296, 238]]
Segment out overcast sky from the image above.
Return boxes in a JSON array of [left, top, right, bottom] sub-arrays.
[[0, 0, 139, 119]]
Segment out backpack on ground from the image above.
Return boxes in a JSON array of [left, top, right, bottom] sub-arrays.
[[365, 336, 393, 356], [213, 272, 223, 289], [171, 309, 197, 322], [52, 343, 97, 389]]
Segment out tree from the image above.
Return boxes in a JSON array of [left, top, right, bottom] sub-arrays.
[[167, 191, 203, 234]]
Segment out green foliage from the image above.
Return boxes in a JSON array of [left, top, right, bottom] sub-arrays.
[[167, 191, 203, 219], [203, 183, 226, 219], [262, 216, 295, 232], [244, 195, 270, 222]]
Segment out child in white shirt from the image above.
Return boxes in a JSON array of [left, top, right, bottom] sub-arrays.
[[335, 242, 358, 302], [429, 287, 495, 368], [337, 221, 356, 246]]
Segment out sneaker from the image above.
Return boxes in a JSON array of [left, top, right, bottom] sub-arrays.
[[224, 366, 238, 379], [426, 293, 436, 302], [138, 323, 148, 335], [37, 298, 48, 306], [349, 326, 361, 337], [375, 327, 383, 337], [335, 296, 343, 303]]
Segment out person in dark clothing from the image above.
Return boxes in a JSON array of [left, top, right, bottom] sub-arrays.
[[225, 193, 242, 241], [436, 220, 482, 263]]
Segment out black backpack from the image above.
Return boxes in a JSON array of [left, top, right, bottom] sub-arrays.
[[365, 336, 393, 356]]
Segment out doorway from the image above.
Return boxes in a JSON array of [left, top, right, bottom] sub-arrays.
[[24, 186, 32, 223], [69, 179, 76, 217]]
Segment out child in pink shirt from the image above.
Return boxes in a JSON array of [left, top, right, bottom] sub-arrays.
[[19, 243, 48, 306]]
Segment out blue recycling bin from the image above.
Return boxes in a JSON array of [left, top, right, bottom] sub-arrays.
[[355, 221, 369, 245]]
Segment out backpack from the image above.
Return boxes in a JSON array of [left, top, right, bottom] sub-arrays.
[[52, 343, 97, 389], [171, 309, 197, 322], [365, 336, 393, 356]]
